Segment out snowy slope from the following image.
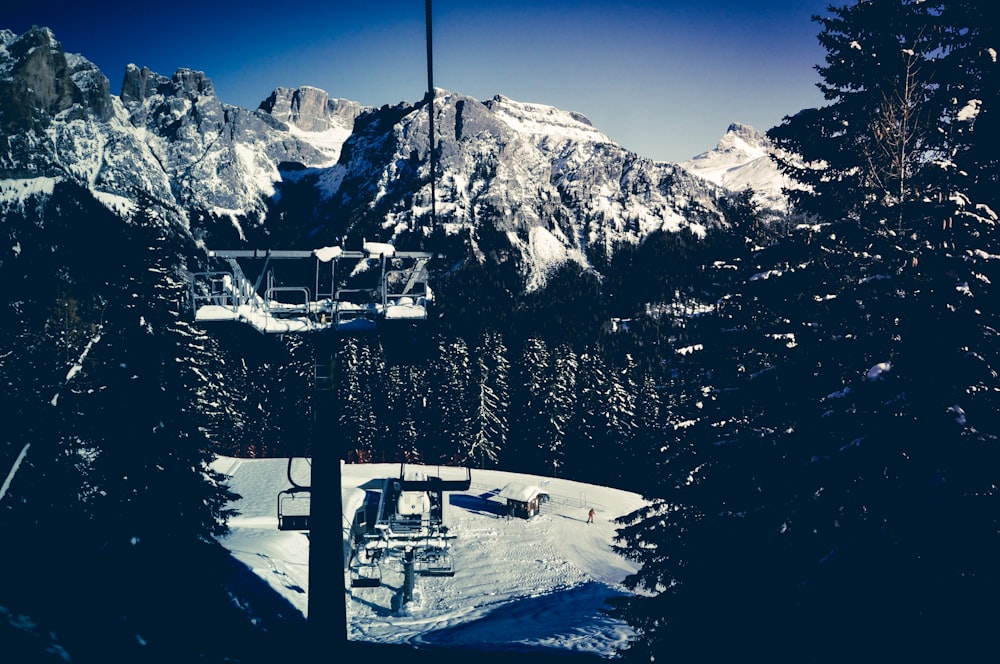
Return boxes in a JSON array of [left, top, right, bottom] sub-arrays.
[[212, 456, 647, 657]]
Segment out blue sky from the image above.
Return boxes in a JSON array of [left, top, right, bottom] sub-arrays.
[[7, 1, 832, 163]]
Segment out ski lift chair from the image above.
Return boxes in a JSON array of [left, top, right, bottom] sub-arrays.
[[277, 486, 311, 531], [350, 559, 382, 588], [416, 548, 454, 577]]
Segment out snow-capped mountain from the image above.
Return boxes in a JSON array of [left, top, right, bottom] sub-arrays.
[[309, 90, 738, 289], [1, 26, 768, 290], [680, 121, 793, 216], [0, 28, 356, 242]]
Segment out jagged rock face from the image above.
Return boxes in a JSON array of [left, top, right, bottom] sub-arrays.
[[118, 64, 346, 222], [259, 86, 364, 133], [318, 91, 732, 289], [1, 29, 352, 244], [120, 65, 226, 143], [0, 28, 114, 178], [0, 27, 112, 133]]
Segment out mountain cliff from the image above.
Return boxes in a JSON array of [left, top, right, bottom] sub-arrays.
[[0, 26, 766, 290]]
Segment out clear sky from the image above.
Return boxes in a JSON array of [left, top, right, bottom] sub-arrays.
[[6, 1, 832, 164]]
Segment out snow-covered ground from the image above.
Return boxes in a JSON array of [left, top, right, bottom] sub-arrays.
[[212, 457, 647, 657]]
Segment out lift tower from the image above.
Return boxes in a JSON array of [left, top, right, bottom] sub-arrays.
[[187, 1, 439, 649], [190, 244, 435, 648]]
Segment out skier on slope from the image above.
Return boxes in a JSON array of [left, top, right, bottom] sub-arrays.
[[587, 508, 595, 524]]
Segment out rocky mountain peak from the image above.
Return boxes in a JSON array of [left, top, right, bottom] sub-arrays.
[[315, 88, 733, 290], [714, 122, 770, 160], [258, 85, 366, 133], [484, 93, 605, 144], [121, 64, 226, 145], [680, 122, 789, 215], [0, 26, 111, 133], [121, 65, 216, 104], [120, 64, 170, 104]]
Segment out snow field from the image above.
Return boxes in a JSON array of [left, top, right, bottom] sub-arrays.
[[214, 458, 647, 657]]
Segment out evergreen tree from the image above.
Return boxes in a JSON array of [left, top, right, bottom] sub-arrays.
[[0, 189, 265, 660], [432, 335, 474, 464], [615, 2, 1000, 660], [465, 330, 509, 468], [769, 0, 942, 237], [579, 349, 637, 487], [339, 335, 385, 460], [927, 0, 999, 253], [383, 363, 430, 461], [511, 336, 556, 474], [544, 342, 578, 478], [628, 373, 666, 496], [565, 350, 608, 482]]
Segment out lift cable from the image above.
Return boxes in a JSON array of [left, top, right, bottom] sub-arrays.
[[424, 0, 437, 231]]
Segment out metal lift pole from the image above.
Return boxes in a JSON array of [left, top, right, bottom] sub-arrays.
[[307, 342, 347, 652]]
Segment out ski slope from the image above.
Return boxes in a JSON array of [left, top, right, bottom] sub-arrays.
[[212, 457, 647, 657]]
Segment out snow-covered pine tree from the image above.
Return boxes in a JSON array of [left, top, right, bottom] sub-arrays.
[[511, 336, 556, 475], [769, 0, 942, 235], [432, 335, 474, 464], [338, 335, 385, 460], [465, 330, 509, 468], [543, 342, 578, 478], [383, 363, 430, 462]]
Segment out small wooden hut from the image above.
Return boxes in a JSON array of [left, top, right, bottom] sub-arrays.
[[498, 482, 549, 519]]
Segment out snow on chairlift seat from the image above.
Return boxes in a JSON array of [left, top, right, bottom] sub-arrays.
[[384, 296, 428, 320], [194, 304, 243, 323], [363, 241, 396, 257]]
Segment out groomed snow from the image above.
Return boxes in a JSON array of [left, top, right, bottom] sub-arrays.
[[212, 457, 647, 657]]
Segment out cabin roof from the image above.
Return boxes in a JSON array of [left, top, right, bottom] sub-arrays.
[[498, 482, 547, 503]]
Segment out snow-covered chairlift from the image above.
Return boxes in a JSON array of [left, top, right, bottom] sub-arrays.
[[415, 547, 454, 577], [188, 246, 436, 350]]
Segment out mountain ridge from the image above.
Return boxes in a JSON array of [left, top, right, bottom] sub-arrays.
[[0, 26, 780, 290]]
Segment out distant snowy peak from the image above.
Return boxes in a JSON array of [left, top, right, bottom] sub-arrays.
[[257, 86, 367, 165], [680, 122, 790, 213], [682, 122, 772, 179], [716, 121, 771, 159]]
